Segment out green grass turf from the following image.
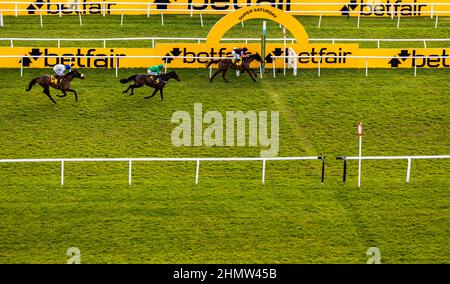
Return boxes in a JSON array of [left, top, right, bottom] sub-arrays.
[[0, 15, 449, 264]]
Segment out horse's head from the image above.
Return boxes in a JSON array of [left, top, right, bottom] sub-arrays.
[[250, 53, 264, 63], [169, 71, 181, 82], [69, 69, 85, 80]]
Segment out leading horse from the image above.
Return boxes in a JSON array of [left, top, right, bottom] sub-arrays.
[[206, 53, 263, 83]]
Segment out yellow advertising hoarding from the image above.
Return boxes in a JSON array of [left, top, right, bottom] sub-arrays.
[[1, 0, 449, 17], [2, 45, 449, 69], [0, 6, 448, 69]]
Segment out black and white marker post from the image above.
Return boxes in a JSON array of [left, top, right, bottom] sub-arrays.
[[357, 122, 363, 188]]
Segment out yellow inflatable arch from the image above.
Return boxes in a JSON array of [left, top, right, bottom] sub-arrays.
[[205, 6, 309, 45]]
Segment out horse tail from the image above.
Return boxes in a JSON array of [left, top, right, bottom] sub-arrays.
[[26, 77, 39, 92], [120, 75, 137, 84], [206, 60, 221, 68]]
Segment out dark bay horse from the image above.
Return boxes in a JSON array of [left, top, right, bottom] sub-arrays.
[[120, 71, 180, 100], [206, 53, 263, 83], [26, 69, 85, 104]]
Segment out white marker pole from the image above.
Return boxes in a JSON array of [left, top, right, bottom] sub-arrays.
[[283, 26, 286, 76], [357, 122, 363, 188]]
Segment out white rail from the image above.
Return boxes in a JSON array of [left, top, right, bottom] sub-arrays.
[[1, 37, 449, 48], [1, 2, 448, 29], [0, 156, 325, 186], [271, 54, 450, 78], [336, 155, 450, 185], [1, 53, 448, 78]]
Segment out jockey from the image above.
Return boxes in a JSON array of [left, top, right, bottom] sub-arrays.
[[52, 64, 71, 85], [147, 64, 164, 83], [232, 47, 248, 66], [53, 64, 71, 77]]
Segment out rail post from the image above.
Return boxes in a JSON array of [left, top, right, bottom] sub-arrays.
[[336, 156, 347, 185], [320, 156, 325, 184], [61, 160, 65, 186], [259, 62, 263, 78], [317, 56, 321, 77], [357, 122, 363, 188], [272, 58, 276, 78], [365, 58, 368, 77], [129, 160, 132, 185], [20, 57, 23, 78], [406, 157, 411, 183], [262, 159, 266, 185], [195, 159, 200, 185], [115, 56, 119, 78]]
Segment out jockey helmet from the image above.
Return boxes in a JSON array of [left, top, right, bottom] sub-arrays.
[[243, 47, 248, 52], [65, 65, 71, 70], [158, 64, 163, 69]]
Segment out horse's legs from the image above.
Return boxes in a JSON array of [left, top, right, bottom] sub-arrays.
[[57, 90, 67, 98], [123, 84, 138, 94], [144, 88, 159, 99], [251, 68, 258, 78], [159, 88, 164, 101], [128, 83, 144, 96], [122, 84, 133, 94], [43, 88, 57, 104], [210, 69, 222, 83], [245, 69, 257, 82], [222, 68, 230, 83], [66, 89, 78, 102]]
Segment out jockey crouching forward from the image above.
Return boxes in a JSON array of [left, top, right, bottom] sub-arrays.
[[232, 47, 248, 67], [147, 64, 164, 83], [53, 64, 71, 87]]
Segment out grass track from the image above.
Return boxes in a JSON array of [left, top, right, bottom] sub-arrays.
[[0, 15, 449, 263]]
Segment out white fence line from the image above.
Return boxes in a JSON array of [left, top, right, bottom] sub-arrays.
[[336, 155, 450, 185], [1, 1, 450, 14], [0, 2, 449, 29], [2, 53, 448, 78], [1, 37, 449, 48], [271, 54, 450, 77], [0, 156, 326, 186]]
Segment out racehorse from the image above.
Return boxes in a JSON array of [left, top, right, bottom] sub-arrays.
[[26, 69, 85, 104], [206, 53, 263, 83], [120, 71, 180, 100]]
